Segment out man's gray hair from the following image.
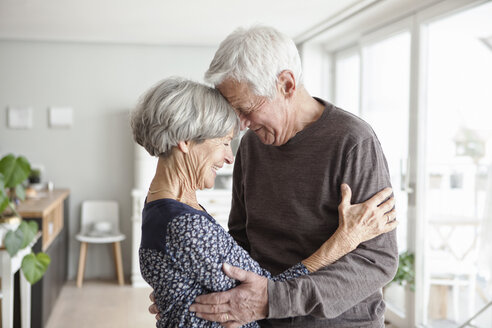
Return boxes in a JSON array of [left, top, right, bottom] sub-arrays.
[[130, 77, 239, 157], [204, 25, 303, 99]]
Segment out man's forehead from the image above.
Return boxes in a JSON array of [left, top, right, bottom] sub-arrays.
[[219, 81, 255, 107], [218, 79, 250, 94]]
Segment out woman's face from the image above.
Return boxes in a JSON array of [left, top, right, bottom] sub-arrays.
[[189, 131, 234, 189]]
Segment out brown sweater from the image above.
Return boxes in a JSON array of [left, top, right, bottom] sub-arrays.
[[228, 99, 398, 327]]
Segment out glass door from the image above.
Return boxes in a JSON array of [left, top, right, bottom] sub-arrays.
[[421, 2, 492, 326]]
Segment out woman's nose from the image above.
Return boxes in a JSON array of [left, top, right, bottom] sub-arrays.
[[225, 148, 234, 164]]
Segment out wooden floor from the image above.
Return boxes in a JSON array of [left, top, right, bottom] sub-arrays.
[[44, 281, 398, 328], [37, 280, 492, 328], [45, 280, 156, 328]]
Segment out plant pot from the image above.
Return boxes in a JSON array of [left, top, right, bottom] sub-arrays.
[[0, 212, 22, 225], [0, 213, 22, 248]]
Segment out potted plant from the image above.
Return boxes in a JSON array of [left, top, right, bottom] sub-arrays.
[[392, 251, 415, 291], [28, 168, 42, 184], [0, 154, 50, 284]]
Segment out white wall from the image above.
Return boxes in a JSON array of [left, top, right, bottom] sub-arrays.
[[0, 40, 217, 280]]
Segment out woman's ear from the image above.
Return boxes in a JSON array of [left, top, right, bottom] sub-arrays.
[[177, 140, 191, 153]]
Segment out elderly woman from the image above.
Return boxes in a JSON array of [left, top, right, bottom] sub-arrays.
[[130, 77, 396, 328]]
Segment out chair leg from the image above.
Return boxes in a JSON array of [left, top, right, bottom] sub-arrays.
[[113, 242, 124, 285], [76, 242, 88, 288]]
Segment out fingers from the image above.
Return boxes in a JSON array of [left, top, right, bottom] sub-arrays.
[[195, 290, 231, 305], [222, 263, 253, 282], [190, 303, 229, 314], [195, 312, 233, 324], [383, 217, 398, 233], [384, 208, 397, 223], [376, 208, 396, 231], [222, 322, 242, 328], [367, 187, 393, 206], [149, 303, 159, 314], [340, 184, 352, 207], [378, 197, 395, 213], [149, 291, 160, 320]]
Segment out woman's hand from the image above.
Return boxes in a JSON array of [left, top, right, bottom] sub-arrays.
[[337, 183, 397, 248], [149, 291, 160, 321], [302, 184, 397, 272]]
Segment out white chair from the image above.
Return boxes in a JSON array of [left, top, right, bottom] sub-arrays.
[[76, 200, 125, 287]]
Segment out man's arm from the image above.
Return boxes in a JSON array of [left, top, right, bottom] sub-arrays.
[[268, 136, 398, 318], [190, 185, 397, 326], [190, 136, 398, 324]]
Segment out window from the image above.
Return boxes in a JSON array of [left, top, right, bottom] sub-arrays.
[[334, 49, 360, 115], [303, 0, 492, 326], [423, 2, 492, 325]]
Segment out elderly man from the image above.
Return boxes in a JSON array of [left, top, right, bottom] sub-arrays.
[[151, 26, 398, 327]]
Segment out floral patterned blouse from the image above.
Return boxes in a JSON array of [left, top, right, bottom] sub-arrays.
[[139, 198, 308, 328]]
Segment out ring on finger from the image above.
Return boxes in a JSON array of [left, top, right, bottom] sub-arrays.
[[224, 313, 229, 322], [387, 214, 391, 223]]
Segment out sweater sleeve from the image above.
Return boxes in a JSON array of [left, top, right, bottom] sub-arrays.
[[167, 213, 308, 293], [267, 137, 399, 319]]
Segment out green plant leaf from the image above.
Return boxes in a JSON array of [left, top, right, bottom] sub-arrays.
[[19, 221, 36, 248], [0, 195, 8, 214], [392, 251, 415, 291], [27, 220, 39, 234], [4, 228, 24, 257], [0, 154, 31, 189], [21, 252, 51, 285], [0, 172, 5, 192], [0, 173, 8, 214], [15, 184, 26, 201]]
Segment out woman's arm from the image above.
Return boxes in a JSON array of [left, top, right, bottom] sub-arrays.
[[187, 183, 398, 325], [151, 184, 397, 321], [167, 212, 308, 293], [167, 183, 396, 289], [302, 183, 397, 272]]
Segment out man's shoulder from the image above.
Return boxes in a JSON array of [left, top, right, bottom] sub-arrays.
[[319, 99, 376, 141], [237, 99, 379, 153], [237, 130, 262, 153]]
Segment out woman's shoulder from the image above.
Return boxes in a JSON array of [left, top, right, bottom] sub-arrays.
[[167, 210, 223, 237], [166, 211, 233, 264], [141, 199, 215, 251]]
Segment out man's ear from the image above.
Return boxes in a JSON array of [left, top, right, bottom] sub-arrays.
[[177, 140, 191, 153], [277, 70, 296, 98]]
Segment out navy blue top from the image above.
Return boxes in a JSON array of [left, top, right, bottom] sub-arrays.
[[139, 198, 308, 328]]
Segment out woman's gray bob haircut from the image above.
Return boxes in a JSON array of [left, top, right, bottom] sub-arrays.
[[204, 25, 303, 100], [130, 77, 240, 157]]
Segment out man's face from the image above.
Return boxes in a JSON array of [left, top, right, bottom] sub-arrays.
[[217, 79, 290, 146]]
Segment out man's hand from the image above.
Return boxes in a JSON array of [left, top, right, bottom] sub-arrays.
[[149, 291, 161, 321], [190, 263, 268, 328]]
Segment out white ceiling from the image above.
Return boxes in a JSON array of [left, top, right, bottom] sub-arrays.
[[0, 0, 364, 46]]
